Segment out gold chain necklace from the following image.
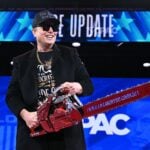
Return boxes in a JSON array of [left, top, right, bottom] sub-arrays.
[[36, 50, 52, 69]]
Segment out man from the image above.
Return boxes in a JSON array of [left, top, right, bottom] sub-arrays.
[[111, 97, 150, 150], [126, 98, 150, 150], [6, 10, 93, 150]]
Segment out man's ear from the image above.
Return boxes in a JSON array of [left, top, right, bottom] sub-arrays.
[[32, 29, 36, 38]]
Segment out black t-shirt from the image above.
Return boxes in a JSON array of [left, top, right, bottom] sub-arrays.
[[36, 51, 56, 102]]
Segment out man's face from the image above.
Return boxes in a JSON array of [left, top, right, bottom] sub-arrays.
[[126, 99, 150, 149], [32, 22, 58, 46]]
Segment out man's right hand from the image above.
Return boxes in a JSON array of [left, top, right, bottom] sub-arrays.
[[20, 109, 39, 129]]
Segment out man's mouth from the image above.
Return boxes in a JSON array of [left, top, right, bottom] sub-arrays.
[[45, 35, 54, 40]]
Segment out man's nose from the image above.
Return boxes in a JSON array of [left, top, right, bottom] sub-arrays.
[[47, 27, 54, 32]]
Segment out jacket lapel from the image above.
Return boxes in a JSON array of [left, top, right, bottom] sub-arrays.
[[28, 49, 38, 103]]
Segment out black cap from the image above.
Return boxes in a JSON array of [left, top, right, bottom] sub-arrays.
[[32, 10, 60, 28]]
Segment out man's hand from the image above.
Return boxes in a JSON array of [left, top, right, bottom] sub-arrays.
[[60, 82, 83, 95], [20, 109, 39, 129]]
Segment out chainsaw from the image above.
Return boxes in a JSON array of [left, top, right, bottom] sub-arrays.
[[30, 81, 150, 137]]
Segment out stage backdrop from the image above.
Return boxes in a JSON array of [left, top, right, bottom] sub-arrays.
[[0, 10, 150, 42], [0, 76, 150, 150]]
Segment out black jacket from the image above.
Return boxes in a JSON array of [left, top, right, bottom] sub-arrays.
[[6, 44, 93, 150]]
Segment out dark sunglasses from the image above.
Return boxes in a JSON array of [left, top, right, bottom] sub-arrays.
[[39, 20, 59, 32]]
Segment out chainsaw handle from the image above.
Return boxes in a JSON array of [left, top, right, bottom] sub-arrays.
[[52, 86, 69, 95]]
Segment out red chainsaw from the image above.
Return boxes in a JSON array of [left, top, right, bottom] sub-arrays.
[[30, 81, 150, 137]]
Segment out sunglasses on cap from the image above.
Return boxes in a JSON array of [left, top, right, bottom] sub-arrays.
[[39, 20, 59, 32]]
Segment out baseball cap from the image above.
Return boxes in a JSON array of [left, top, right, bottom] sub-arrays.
[[32, 10, 60, 31]]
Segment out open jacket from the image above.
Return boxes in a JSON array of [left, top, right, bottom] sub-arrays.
[[6, 44, 93, 150]]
